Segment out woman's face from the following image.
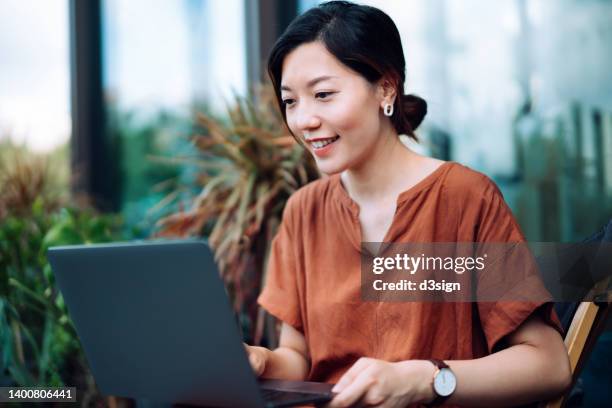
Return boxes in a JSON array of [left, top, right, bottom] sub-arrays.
[[280, 41, 392, 175]]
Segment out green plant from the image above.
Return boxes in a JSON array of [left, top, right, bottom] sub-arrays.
[[0, 143, 126, 404], [154, 84, 320, 344], [0, 140, 68, 219]]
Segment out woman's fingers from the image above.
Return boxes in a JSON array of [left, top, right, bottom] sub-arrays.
[[333, 357, 374, 392], [362, 385, 386, 406], [244, 344, 267, 377], [329, 370, 378, 407], [249, 352, 265, 376]]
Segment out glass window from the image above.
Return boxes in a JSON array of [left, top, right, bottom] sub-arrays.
[[103, 0, 246, 115], [0, 0, 70, 152], [101, 0, 247, 232]]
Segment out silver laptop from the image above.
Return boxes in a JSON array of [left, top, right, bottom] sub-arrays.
[[47, 240, 334, 407]]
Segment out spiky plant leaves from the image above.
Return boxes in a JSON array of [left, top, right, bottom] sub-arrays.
[[155, 84, 319, 343]]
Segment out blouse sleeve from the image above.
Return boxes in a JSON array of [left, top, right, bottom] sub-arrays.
[[474, 176, 563, 352], [257, 198, 304, 332]]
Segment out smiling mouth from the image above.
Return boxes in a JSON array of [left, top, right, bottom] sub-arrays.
[[309, 135, 340, 149]]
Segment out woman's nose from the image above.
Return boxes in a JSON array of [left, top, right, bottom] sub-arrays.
[[294, 102, 321, 132]]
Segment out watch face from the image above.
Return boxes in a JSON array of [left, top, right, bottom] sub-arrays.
[[433, 368, 457, 397]]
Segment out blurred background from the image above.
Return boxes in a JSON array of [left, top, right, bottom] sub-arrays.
[[0, 0, 611, 406]]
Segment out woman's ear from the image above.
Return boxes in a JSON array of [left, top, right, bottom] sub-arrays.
[[376, 77, 397, 109]]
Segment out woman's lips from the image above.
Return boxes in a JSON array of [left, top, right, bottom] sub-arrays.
[[309, 135, 340, 157]]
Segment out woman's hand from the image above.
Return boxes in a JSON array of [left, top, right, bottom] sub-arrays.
[[243, 343, 271, 377], [326, 358, 436, 407]]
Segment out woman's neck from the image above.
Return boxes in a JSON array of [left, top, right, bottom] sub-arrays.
[[340, 127, 424, 204]]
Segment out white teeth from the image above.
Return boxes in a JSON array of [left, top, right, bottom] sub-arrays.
[[311, 136, 339, 149]]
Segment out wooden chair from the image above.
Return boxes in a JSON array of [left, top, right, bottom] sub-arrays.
[[543, 281, 611, 408]]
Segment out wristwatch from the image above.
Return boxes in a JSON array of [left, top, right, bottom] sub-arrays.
[[426, 359, 457, 406]]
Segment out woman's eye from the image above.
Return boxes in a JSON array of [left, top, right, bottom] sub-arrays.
[[282, 98, 295, 106], [282, 92, 334, 108], [315, 91, 334, 99]]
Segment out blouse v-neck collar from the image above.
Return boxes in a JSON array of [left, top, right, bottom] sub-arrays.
[[331, 161, 455, 217]]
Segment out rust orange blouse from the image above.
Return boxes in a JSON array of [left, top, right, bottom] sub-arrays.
[[257, 161, 562, 384]]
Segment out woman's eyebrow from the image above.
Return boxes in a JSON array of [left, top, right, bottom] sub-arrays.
[[281, 75, 338, 91]]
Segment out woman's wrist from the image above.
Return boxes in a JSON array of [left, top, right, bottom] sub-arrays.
[[395, 359, 437, 405]]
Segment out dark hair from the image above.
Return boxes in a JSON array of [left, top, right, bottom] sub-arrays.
[[267, 0, 427, 141]]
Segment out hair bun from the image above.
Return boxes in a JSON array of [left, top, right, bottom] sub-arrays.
[[400, 94, 427, 132]]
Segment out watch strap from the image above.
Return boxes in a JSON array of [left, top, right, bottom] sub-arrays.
[[430, 358, 449, 370]]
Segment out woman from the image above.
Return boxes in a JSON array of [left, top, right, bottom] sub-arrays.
[[245, 1, 571, 407]]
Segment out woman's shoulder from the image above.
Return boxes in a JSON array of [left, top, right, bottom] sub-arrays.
[[443, 161, 503, 202]]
